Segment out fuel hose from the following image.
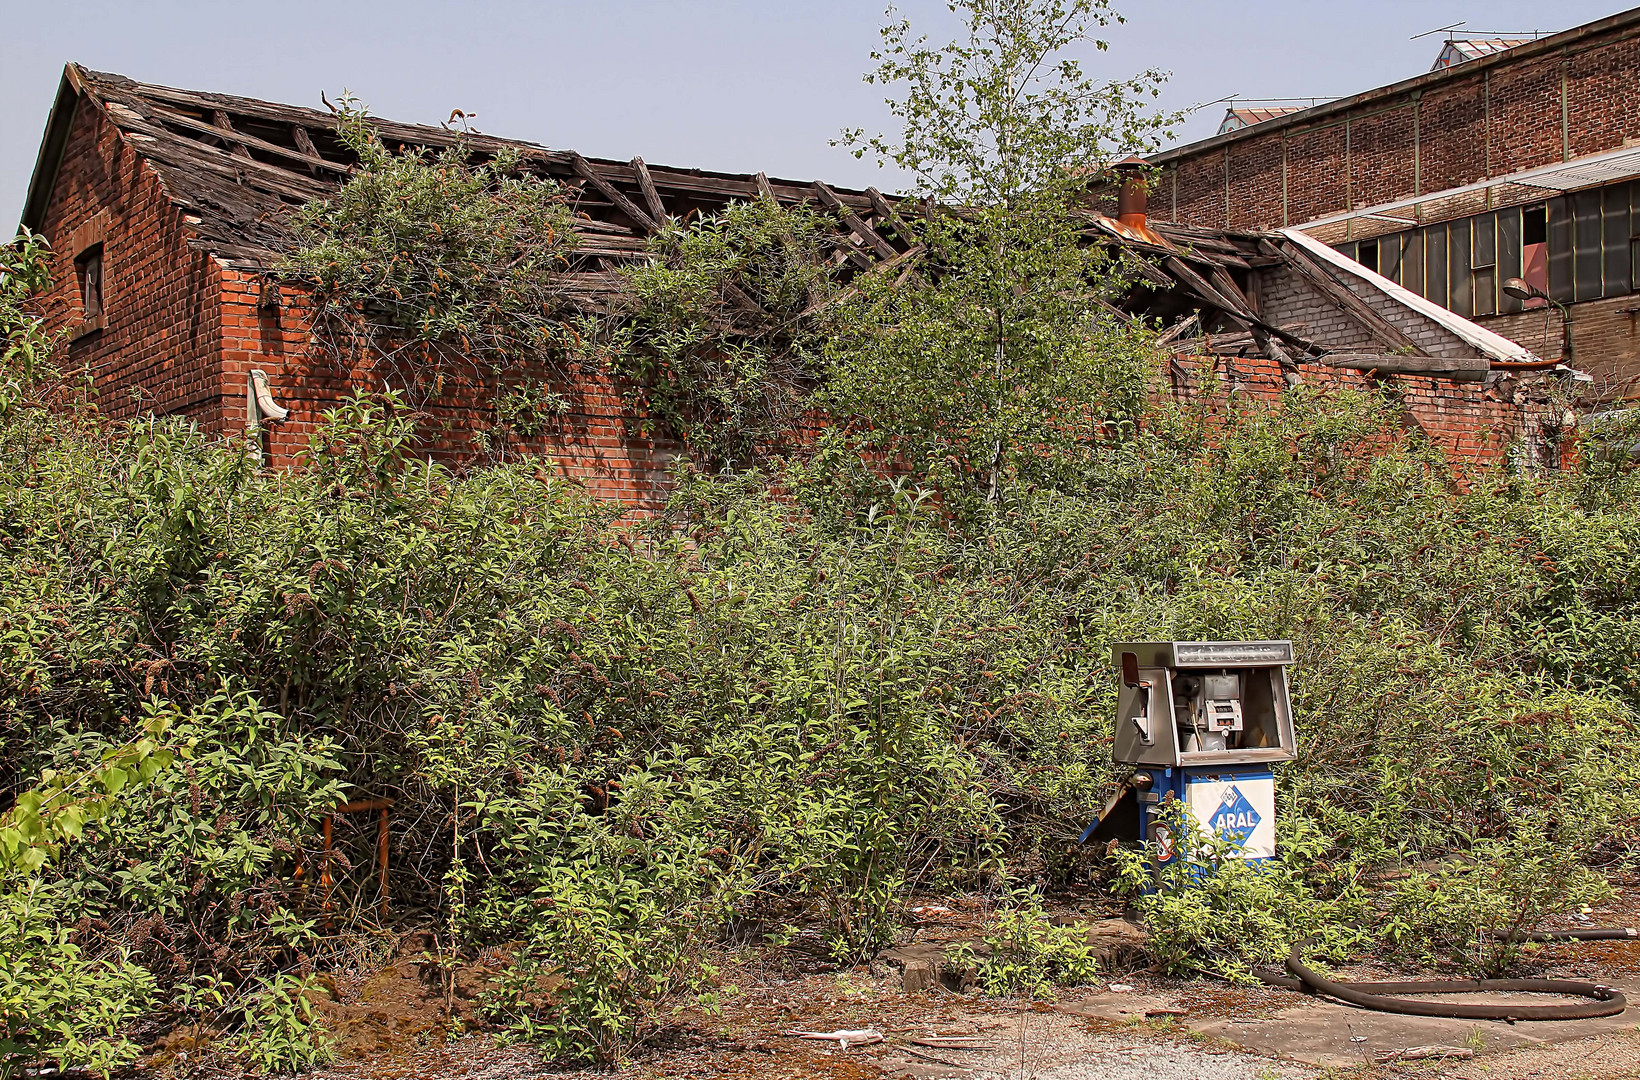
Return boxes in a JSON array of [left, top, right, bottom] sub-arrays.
[[1253, 930, 1633, 1021]]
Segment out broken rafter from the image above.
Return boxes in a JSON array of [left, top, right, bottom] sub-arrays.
[[1198, 264, 1302, 385], [813, 180, 898, 261], [1251, 326, 1304, 387], [147, 103, 342, 176], [570, 153, 658, 235], [1164, 256, 1255, 325], [630, 157, 668, 226], [755, 171, 778, 203], [720, 280, 767, 316], [290, 124, 327, 176], [1122, 253, 1177, 290], [211, 110, 254, 161], [1160, 255, 1320, 355], [864, 186, 916, 246], [1154, 313, 1200, 348]]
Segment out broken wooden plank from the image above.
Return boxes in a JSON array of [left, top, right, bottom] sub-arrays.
[[755, 171, 777, 202], [1093, 295, 1134, 324], [813, 181, 898, 261], [570, 153, 658, 234], [720, 280, 767, 315], [143, 104, 344, 176], [1324, 353, 1487, 380], [1206, 264, 1258, 316], [1122, 253, 1177, 289], [1251, 326, 1303, 387], [630, 157, 668, 225], [1154, 313, 1200, 348]]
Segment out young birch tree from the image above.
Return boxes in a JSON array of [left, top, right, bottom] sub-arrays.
[[830, 0, 1177, 512]]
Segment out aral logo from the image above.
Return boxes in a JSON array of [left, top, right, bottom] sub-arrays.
[[1209, 786, 1261, 847]]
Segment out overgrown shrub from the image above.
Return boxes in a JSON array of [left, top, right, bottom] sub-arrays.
[[607, 196, 844, 467], [1110, 804, 1365, 981], [944, 887, 1101, 998], [0, 882, 157, 1078], [1380, 813, 1615, 977], [279, 98, 580, 379]]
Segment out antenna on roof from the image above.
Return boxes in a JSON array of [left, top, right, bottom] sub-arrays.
[[1187, 93, 1239, 116], [1411, 20, 1466, 41]]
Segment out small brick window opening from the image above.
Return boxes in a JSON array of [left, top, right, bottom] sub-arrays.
[[75, 244, 104, 325]]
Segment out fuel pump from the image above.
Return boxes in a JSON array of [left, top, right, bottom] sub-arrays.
[[1082, 641, 1297, 865]]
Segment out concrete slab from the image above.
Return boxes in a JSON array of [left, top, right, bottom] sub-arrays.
[[1184, 982, 1640, 1068], [1057, 992, 1190, 1023]]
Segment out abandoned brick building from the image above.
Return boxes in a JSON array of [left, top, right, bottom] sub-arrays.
[[1153, 6, 1640, 404], [18, 65, 1573, 510]]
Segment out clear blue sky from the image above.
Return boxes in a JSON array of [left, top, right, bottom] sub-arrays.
[[2, 0, 1628, 225]]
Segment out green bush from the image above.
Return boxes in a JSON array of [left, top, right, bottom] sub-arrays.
[[1110, 802, 1365, 981], [1380, 812, 1615, 977], [0, 882, 156, 1078], [944, 887, 1101, 998], [228, 972, 335, 1074]]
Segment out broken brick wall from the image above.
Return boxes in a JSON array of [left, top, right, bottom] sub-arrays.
[[217, 270, 686, 510], [1166, 350, 1562, 471]]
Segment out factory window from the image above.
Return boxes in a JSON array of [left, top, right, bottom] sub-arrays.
[[1447, 218, 1472, 318], [1424, 225, 1448, 309], [1471, 212, 1497, 317], [1523, 203, 1548, 245]]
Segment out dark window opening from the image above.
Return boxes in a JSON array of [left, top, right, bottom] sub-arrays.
[[75, 245, 104, 324], [1357, 239, 1379, 274], [1523, 204, 1548, 246]]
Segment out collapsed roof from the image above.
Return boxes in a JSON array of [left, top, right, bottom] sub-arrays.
[[24, 64, 1547, 380]]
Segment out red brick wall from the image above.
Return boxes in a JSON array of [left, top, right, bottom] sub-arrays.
[[1348, 104, 1417, 212], [1154, 19, 1640, 232], [32, 96, 226, 425]]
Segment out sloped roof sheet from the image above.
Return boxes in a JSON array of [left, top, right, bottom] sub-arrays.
[[1217, 106, 1306, 135], [1432, 38, 1534, 69]]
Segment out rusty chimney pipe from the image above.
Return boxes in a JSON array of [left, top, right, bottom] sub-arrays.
[[1114, 156, 1150, 230]]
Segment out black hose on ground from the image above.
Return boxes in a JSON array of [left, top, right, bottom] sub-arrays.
[[1252, 930, 1633, 1021]]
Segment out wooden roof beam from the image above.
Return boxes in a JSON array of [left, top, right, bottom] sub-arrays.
[[630, 157, 668, 225], [865, 186, 916, 245], [570, 153, 658, 234], [144, 103, 345, 175], [291, 125, 326, 175], [813, 180, 897, 261], [211, 110, 254, 161]]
